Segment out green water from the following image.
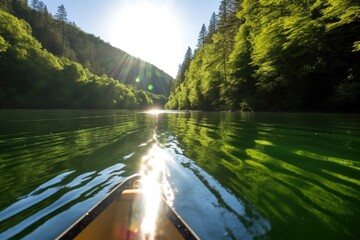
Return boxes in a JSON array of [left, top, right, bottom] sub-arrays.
[[0, 110, 359, 239]]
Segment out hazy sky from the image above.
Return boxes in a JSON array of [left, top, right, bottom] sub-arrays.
[[40, 0, 221, 77]]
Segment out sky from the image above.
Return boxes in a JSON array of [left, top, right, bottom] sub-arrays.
[[40, 0, 221, 78]]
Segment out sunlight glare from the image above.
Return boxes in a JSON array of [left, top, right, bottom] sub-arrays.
[[139, 144, 174, 239], [147, 109, 162, 115], [108, 0, 183, 76]]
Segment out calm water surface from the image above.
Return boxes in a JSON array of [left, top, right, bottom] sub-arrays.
[[0, 110, 359, 239]]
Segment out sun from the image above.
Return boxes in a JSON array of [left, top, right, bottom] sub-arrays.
[[107, 0, 183, 77]]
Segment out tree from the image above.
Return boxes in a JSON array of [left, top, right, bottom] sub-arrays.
[[166, 0, 360, 112], [184, 47, 192, 63], [197, 24, 207, 48], [218, 0, 240, 32], [0, 0, 13, 13], [178, 47, 192, 84], [37, 1, 45, 12], [55, 4, 67, 56], [54, 4, 67, 22], [206, 12, 218, 43], [30, 0, 38, 10], [208, 12, 218, 35], [226, 23, 256, 110], [216, 0, 241, 94]]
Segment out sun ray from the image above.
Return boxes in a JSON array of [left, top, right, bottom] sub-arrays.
[[107, 0, 183, 77]]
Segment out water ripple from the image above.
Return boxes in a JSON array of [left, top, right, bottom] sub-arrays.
[[157, 112, 360, 239]]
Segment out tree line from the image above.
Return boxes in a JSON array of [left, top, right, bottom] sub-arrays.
[[166, 0, 360, 112], [0, 4, 166, 109]]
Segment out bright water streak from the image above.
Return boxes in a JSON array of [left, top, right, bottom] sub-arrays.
[[0, 110, 359, 239]]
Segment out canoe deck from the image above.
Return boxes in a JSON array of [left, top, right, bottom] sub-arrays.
[[57, 175, 199, 240]]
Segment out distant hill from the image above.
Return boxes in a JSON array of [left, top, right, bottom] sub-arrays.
[[0, 0, 173, 97], [0, 7, 166, 109]]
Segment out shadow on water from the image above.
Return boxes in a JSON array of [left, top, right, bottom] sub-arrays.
[[156, 112, 360, 240]]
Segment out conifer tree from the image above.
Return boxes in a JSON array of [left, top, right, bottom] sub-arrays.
[[177, 47, 192, 84], [197, 24, 207, 48], [55, 4, 67, 56], [31, 0, 38, 9], [55, 4, 67, 22], [208, 12, 218, 36]]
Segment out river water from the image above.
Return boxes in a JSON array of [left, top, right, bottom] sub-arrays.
[[0, 110, 359, 239]]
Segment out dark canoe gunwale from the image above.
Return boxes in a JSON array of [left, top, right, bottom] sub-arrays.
[[56, 174, 199, 240]]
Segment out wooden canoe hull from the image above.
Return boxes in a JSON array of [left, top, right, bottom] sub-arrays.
[[57, 175, 199, 240]]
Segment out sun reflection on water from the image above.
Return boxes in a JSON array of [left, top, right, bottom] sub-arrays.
[[146, 109, 163, 115], [138, 144, 174, 239]]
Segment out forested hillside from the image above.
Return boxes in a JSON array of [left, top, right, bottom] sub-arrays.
[[0, 8, 166, 109], [166, 0, 360, 112], [0, 0, 172, 97]]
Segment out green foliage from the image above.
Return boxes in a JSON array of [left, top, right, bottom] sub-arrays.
[[0, 10, 164, 109], [321, 0, 360, 31], [0, 1, 172, 97], [0, 35, 9, 52], [353, 41, 360, 52], [0, 0, 12, 12], [167, 0, 360, 112]]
